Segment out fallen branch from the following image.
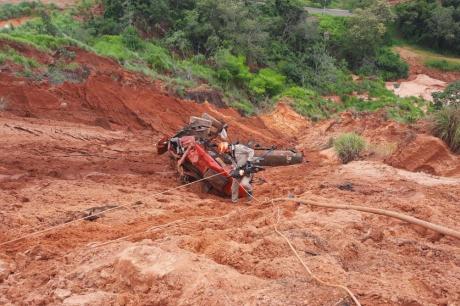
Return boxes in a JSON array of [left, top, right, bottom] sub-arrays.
[[272, 197, 460, 240]]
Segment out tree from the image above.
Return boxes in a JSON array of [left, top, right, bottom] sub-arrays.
[[395, 0, 460, 54], [427, 6, 460, 51], [344, 0, 394, 66], [312, 0, 332, 9]]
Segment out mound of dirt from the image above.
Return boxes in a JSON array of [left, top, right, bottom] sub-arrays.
[[260, 102, 309, 138], [387, 134, 460, 177], [339, 160, 460, 186], [0, 41, 290, 145], [185, 84, 225, 108], [1, 38, 460, 306], [386, 74, 446, 102]]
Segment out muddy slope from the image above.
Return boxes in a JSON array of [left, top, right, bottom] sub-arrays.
[[1, 42, 459, 306]]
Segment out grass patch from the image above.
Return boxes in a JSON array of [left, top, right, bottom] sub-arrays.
[[425, 59, 460, 72], [334, 132, 366, 163], [346, 79, 427, 123], [232, 100, 255, 116], [0, 46, 40, 69], [277, 86, 338, 121], [397, 45, 460, 65], [0, 32, 47, 51], [368, 142, 397, 159], [92, 35, 137, 62], [431, 107, 460, 153]]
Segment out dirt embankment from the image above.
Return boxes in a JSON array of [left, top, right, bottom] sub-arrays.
[[395, 47, 460, 83], [0, 42, 459, 306], [0, 40, 294, 146], [387, 47, 460, 101]]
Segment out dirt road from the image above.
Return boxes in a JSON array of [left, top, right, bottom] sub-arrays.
[[0, 41, 459, 306]]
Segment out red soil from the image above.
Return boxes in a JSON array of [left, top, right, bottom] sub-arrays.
[[388, 134, 460, 177], [0, 16, 31, 29], [0, 41, 459, 306]]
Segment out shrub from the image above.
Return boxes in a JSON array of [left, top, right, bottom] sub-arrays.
[[39, 10, 58, 36], [85, 16, 123, 36], [277, 86, 336, 120], [92, 35, 134, 62], [121, 26, 144, 51], [334, 132, 366, 163], [177, 60, 215, 82], [431, 107, 460, 153], [375, 47, 409, 80], [432, 80, 460, 109], [249, 68, 286, 97], [142, 43, 174, 72], [318, 15, 347, 42], [0, 2, 43, 21], [215, 50, 251, 83]]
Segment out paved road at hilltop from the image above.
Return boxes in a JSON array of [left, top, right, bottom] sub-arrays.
[[304, 6, 353, 16]]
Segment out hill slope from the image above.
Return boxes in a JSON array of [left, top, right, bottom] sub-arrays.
[[0, 41, 459, 305]]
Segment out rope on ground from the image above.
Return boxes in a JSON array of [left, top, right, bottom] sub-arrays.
[[239, 184, 361, 306], [0, 171, 227, 247], [270, 200, 362, 306], [272, 196, 460, 240]]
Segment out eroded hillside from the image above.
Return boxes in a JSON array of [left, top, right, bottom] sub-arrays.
[[0, 40, 460, 306]]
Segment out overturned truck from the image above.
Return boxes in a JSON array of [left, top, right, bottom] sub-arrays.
[[157, 113, 303, 198]]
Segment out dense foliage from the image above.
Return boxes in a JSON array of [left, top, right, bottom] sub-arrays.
[[0, 0, 427, 124], [395, 0, 460, 55], [0, 1, 49, 21], [86, 0, 408, 94]]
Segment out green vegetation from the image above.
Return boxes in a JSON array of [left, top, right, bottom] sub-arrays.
[[277, 86, 335, 120], [0, 0, 432, 124], [0, 1, 50, 21], [431, 107, 460, 153], [92, 35, 136, 62], [334, 132, 366, 163], [395, 0, 460, 55], [430, 82, 460, 153], [0, 46, 40, 69], [232, 100, 255, 116], [375, 48, 408, 80], [425, 59, 460, 72], [433, 81, 460, 109]]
